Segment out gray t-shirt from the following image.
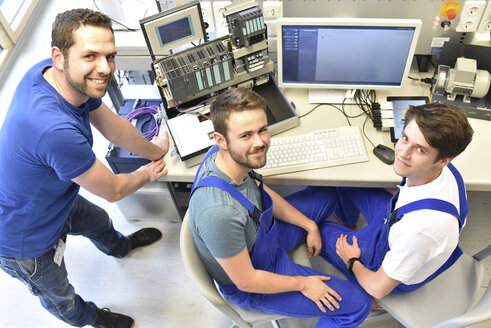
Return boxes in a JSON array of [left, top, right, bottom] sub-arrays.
[[189, 151, 262, 285]]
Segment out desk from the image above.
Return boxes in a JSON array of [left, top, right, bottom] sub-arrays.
[[161, 79, 491, 193]]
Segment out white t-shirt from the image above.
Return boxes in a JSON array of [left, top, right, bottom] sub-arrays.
[[382, 166, 465, 285]]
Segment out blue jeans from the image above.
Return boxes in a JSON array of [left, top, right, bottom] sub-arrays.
[[0, 195, 130, 327]]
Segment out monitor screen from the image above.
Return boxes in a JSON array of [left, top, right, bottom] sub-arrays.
[[157, 16, 194, 47], [140, 1, 205, 58], [277, 18, 421, 91]]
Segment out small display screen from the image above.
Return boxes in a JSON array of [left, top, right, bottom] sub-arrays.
[[141, 3, 205, 56], [389, 97, 429, 142], [157, 16, 193, 47]]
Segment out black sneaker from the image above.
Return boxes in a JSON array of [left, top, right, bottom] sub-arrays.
[[93, 307, 134, 328], [128, 227, 162, 251]]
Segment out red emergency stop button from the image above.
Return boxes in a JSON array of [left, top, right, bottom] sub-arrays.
[[447, 7, 457, 19]]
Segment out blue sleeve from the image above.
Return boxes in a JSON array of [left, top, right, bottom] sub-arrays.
[[37, 124, 96, 181]]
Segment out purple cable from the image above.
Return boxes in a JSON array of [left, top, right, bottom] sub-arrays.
[[124, 105, 161, 140]]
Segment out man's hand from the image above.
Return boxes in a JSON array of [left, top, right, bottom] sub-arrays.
[[138, 158, 168, 182], [300, 275, 342, 312], [305, 220, 322, 258], [336, 234, 362, 264], [151, 131, 169, 159]]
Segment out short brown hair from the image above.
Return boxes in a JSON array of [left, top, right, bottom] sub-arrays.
[[404, 102, 473, 160], [210, 88, 267, 138], [51, 8, 113, 57]]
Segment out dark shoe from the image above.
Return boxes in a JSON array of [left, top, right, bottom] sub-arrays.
[[128, 227, 162, 251], [93, 307, 134, 328]]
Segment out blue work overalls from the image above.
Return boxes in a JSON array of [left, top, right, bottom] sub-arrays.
[[320, 163, 467, 293], [191, 146, 371, 328]]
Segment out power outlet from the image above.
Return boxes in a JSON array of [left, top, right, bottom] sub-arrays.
[[212, 1, 232, 37], [263, 1, 283, 19], [456, 0, 486, 32], [477, 1, 491, 34], [200, 1, 215, 33]]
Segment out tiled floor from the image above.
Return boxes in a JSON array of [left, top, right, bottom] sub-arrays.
[[0, 1, 490, 327]]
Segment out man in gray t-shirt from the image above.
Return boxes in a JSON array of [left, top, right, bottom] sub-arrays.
[[188, 88, 371, 327]]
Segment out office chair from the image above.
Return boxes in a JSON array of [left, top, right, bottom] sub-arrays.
[[179, 211, 312, 328], [376, 243, 491, 327]]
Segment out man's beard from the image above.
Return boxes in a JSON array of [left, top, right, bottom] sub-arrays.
[[228, 145, 268, 169]]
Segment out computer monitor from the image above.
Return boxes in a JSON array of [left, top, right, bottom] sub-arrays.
[[140, 0, 206, 60], [277, 18, 421, 103]]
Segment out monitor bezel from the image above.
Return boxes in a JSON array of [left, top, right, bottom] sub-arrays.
[[139, 0, 206, 60], [276, 17, 422, 90]]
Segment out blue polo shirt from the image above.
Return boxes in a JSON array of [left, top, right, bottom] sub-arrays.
[[0, 58, 102, 258]]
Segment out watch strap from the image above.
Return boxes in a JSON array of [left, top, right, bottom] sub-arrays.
[[347, 257, 364, 275]]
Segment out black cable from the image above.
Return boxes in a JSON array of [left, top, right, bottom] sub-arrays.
[[351, 89, 377, 124], [362, 115, 376, 148], [297, 104, 323, 118], [298, 94, 378, 149], [298, 103, 353, 126], [408, 76, 433, 84]]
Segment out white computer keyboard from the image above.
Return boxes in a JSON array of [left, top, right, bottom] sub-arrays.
[[258, 126, 369, 176]]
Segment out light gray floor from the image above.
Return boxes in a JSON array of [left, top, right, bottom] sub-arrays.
[[1, 1, 490, 327], [0, 189, 490, 328]]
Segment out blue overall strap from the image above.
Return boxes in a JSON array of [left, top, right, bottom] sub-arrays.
[[192, 145, 219, 191], [446, 162, 468, 230], [395, 198, 459, 220], [390, 163, 467, 230], [190, 145, 262, 221], [192, 176, 261, 220]]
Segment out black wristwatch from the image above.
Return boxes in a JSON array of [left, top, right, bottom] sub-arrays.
[[347, 257, 364, 275]]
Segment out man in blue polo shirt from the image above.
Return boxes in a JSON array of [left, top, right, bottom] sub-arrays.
[[0, 9, 168, 328]]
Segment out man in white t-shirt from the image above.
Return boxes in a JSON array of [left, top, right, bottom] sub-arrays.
[[319, 103, 474, 299]]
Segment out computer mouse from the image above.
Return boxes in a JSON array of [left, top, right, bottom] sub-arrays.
[[373, 144, 395, 165]]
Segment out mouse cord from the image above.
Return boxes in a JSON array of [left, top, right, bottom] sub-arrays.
[[362, 115, 376, 148]]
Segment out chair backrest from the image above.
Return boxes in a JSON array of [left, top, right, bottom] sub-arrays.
[[377, 251, 485, 327], [179, 212, 285, 328], [431, 277, 491, 328], [179, 213, 226, 306]]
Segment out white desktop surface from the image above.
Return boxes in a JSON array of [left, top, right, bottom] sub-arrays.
[[160, 79, 491, 191]]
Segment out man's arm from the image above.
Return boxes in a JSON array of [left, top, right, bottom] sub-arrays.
[[89, 102, 168, 161], [72, 157, 168, 202], [263, 184, 322, 257], [216, 247, 341, 312], [336, 234, 399, 298]]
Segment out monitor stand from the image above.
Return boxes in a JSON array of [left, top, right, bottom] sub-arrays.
[[308, 88, 357, 104]]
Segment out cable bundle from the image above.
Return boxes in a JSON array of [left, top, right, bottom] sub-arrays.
[[124, 105, 162, 140]]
